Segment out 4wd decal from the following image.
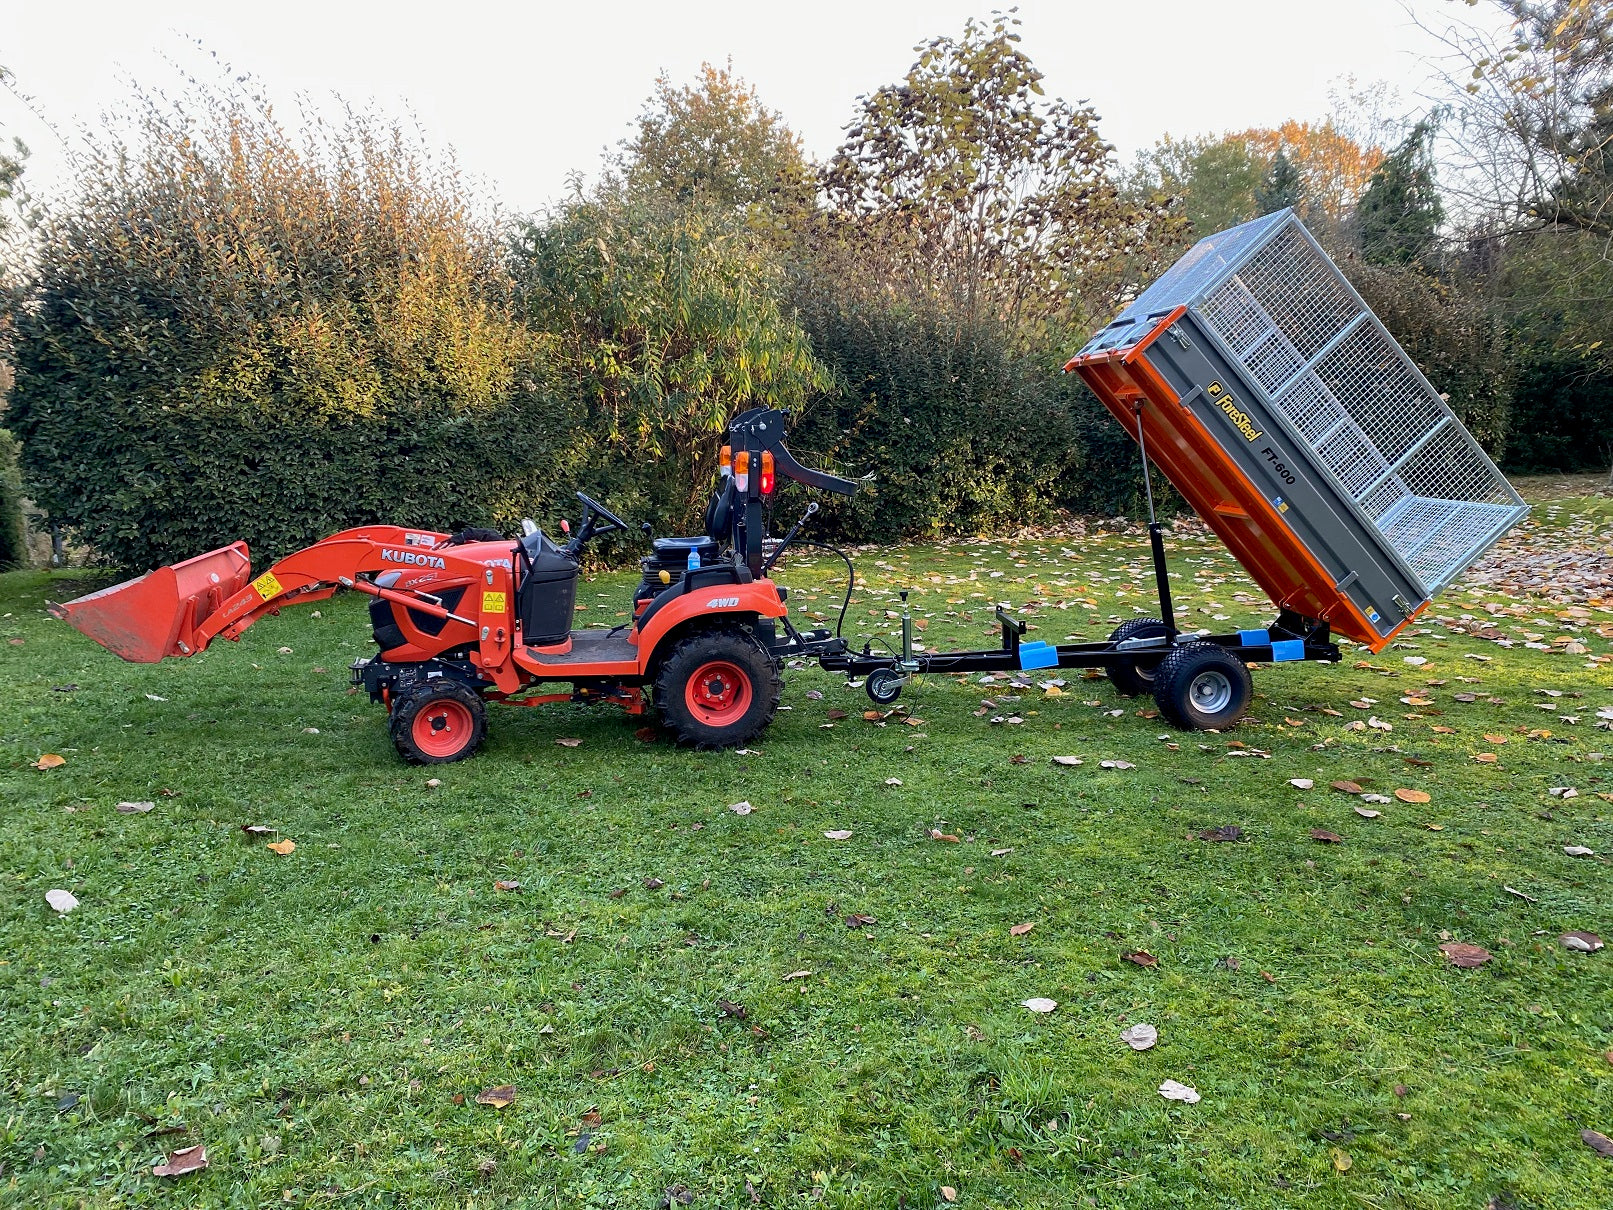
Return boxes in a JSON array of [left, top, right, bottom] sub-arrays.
[[381, 548, 447, 570], [705, 596, 740, 608]]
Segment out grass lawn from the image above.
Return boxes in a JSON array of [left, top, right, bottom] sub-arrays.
[[2, 487, 1611, 1208]]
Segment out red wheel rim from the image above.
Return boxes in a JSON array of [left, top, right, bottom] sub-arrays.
[[684, 659, 752, 726], [411, 698, 474, 758]]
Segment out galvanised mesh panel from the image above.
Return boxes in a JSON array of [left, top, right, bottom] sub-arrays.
[[1234, 226, 1360, 361], [1171, 212, 1526, 594], [1078, 211, 1290, 356]]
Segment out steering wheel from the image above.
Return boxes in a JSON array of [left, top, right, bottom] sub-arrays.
[[575, 491, 632, 536]]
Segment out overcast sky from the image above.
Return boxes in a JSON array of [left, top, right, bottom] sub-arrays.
[[3, 0, 1502, 215]]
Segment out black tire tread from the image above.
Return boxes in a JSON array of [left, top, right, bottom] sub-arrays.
[[1152, 642, 1252, 731], [1106, 617, 1168, 697], [389, 678, 488, 764], [651, 626, 781, 748]]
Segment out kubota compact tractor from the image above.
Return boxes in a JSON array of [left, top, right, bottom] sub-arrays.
[[53, 408, 859, 762]]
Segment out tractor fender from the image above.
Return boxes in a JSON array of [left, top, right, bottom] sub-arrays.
[[632, 579, 785, 670]]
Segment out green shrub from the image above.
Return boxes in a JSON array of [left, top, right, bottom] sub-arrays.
[[1503, 355, 1613, 474], [0, 426, 25, 569], [4, 84, 558, 570]]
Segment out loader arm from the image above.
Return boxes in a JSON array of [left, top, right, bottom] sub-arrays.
[[50, 526, 453, 662]]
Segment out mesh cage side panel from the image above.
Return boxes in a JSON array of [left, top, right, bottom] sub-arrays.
[[1076, 211, 1290, 356], [1273, 374, 1346, 444], [1233, 227, 1363, 360], [1315, 325, 1448, 463]]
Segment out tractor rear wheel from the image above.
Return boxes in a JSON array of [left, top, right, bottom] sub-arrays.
[[653, 627, 780, 748], [390, 679, 488, 764], [1152, 643, 1252, 731], [1106, 617, 1168, 697]]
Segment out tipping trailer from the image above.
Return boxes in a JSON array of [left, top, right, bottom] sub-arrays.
[[824, 211, 1529, 729]]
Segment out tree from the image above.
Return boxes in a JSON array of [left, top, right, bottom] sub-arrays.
[[1425, 0, 1613, 235], [0, 65, 26, 239], [4, 79, 554, 570], [819, 11, 1183, 342], [1358, 118, 1444, 264], [1254, 148, 1303, 215], [618, 61, 813, 223], [510, 192, 830, 528], [1129, 133, 1264, 238]]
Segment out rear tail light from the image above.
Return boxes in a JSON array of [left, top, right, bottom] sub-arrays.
[[719, 445, 732, 475], [759, 450, 775, 495], [733, 450, 750, 491]]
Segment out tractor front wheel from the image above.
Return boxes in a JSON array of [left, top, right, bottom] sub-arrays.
[[653, 628, 781, 748], [390, 679, 488, 764]]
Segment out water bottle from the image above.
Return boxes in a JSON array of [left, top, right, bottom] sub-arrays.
[[686, 547, 701, 572]]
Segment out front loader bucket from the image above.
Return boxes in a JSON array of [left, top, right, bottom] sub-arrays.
[[49, 542, 252, 662]]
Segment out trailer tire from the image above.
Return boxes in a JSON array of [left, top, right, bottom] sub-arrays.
[[865, 668, 904, 705], [1105, 618, 1169, 696], [390, 679, 488, 764], [653, 627, 781, 748], [1152, 643, 1252, 731]]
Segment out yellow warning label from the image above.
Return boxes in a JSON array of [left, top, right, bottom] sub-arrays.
[[251, 571, 283, 600], [482, 591, 508, 615]]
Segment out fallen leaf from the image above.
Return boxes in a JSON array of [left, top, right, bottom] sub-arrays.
[[1549, 786, 1579, 799], [634, 727, 658, 742], [1331, 1147, 1353, 1172], [151, 1145, 208, 1177], [1309, 829, 1343, 844], [823, 830, 853, 841], [266, 839, 296, 855], [781, 969, 812, 981], [1197, 825, 1245, 842], [425, 778, 442, 788], [241, 824, 274, 835], [940, 1187, 958, 1203], [845, 913, 875, 928], [555, 738, 582, 748], [1289, 778, 1314, 790], [1009, 922, 1036, 937], [928, 829, 960, 842], [1120, 1023, 1158, 1050], [494, 880, 521, 892], [1100, 760, 1136, 770], [1439, 942, 1492, 968], [1158, 1079, 1200, 1104], [1563, 845, 1596, 857], [475, 1085, 516, 1109], [1051, 756, 1084, 767], [1473, 752, 1499, 763], [727, 801, 754, 816], [46, 889, 78, 914], [884, 777, 903, 787], [1353, 806, 1382, 819], [642, 877, 665, 890], [1123, 950, 1158, 968], [34, 754, 66, 770], [1021, 997, 1057, 1013], [116, 801, 155, 813], [1330, 780, 1363, 794], [1561, 931, 1604, 953], [990, 847, 1014, 857], [1394, 788, 1431, 804], [1583, 1129, 1613, 1158]]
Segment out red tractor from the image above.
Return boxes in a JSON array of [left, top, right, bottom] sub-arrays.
[[53, 408, 860, 762]]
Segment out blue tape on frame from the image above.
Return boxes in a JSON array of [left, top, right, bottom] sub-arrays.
[[1271, 639, 1305, 662], [1018, 641, 1058, 670], [1239, 629, 1271, 646]]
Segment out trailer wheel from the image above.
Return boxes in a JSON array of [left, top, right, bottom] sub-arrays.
[[390, 679, 488, 764], [653, 627, 781, 748], [1152, 643, 1252, 731], [865, 668, 904, 705], [1105, 617, 1169, 697]]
